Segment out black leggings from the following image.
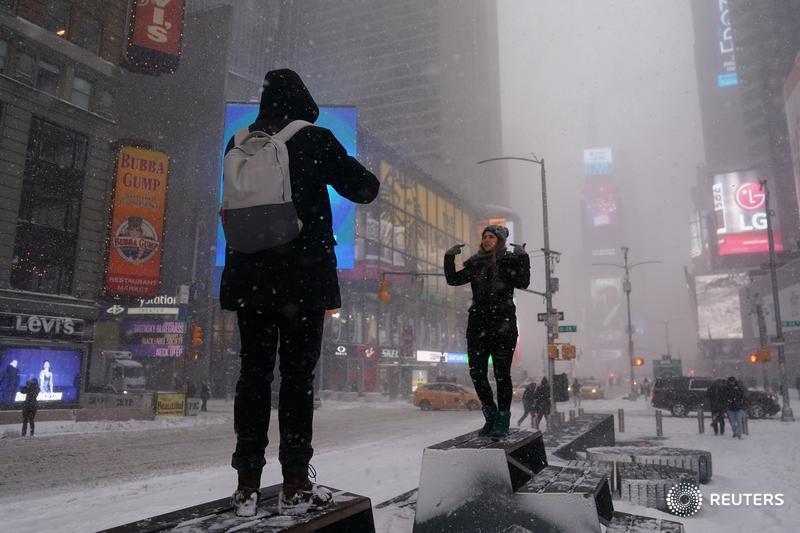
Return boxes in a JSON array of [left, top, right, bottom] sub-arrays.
[[467, 315, 516, 412], [22, 407, 36, 436]]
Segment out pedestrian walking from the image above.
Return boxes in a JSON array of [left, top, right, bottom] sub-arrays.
[[21, 378, 39, 437], [572, 378, 581, 408], [725, 376, 746, 439], [517, 381, 537, 427], [532, 377, 552, 430], [444, 225, 530, 439], [200, 382, 210, 412], [643, 378, 651, 399], [707, 379, 726, 436], [220, 69, 379, 517]]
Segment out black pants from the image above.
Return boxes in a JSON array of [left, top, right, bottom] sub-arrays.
[[22, 407, 36, 436], [231, 308, 325, 473], [201, 398, 208, 411], [711, 412, 725, 434], [467, 312, 516, 412]]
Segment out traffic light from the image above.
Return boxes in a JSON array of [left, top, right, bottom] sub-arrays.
[[191, 324, 203, 346], [379, 278, 391, 302], [749, 353, 759, 364], [749, 347, 773, 363], [633, 357, 645, 367]]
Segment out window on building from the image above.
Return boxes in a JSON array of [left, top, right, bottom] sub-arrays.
[[12, 118, 87, 295], [45, 0, 71, 37], [0, 40, 7, 71], [71, 76, 91, 110], [0, 0, 15, 11], [73, 15, 100, 53], [36, 61, 60, 96]]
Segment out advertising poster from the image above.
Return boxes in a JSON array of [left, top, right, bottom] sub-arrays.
[[124, 0, 185, 74], [695, 273, 748, 339], [712, 170, 782, 256], [155, 392, 185, 416], [583, 179, 618, 227], [214, 103, 359, 294], [0, 347, 81, 406], [105, 146, 169, 298], [583, 147, 613, 176], [120, 320, 185, 358], [589, 277, 624, 344], [786, 59, 800, 218]]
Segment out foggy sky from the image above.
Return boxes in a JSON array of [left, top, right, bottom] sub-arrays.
[[496, 1, 705, 377]]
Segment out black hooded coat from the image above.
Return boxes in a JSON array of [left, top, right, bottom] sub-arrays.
[[220, 69, 379, 313]]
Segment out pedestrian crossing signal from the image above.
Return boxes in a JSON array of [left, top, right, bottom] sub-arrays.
[[561, 344, 577, 360], [749, 353, 759, 364], [634, 357, 645, 367]]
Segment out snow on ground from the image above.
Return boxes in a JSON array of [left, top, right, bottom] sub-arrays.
[[1, 396, 800, 532]]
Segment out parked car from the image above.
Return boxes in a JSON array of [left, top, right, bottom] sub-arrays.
[[413, 383, 481, 411], [651, 376, 780, 418], [573, 379, 605, 400]]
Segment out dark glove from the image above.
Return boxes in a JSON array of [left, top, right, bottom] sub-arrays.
[[445, 244, 466, 256], [511, 243, 527, 255]]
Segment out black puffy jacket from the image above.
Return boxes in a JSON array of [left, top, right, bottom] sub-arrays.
[[444, 248, 530, 315], [220, 70, 379, 313]]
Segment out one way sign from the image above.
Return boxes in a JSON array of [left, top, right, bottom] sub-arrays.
[[537, 312, 565, 322]]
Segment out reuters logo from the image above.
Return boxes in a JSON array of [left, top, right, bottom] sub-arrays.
[[666, 482, 703, 517]]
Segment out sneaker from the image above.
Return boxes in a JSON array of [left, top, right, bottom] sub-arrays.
[[278, 464, 333, 516], [231, 488, 259, 517]]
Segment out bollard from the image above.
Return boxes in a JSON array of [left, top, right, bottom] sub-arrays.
[[656, 409, 663, 437], [742, 412, 749, 435], [569, 409, 576, 422], [618, 408, 625, 433], [578, 407, 584, 417], [697, 409, 705, 434]]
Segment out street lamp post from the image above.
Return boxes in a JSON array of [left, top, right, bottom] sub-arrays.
[[760, 180, 794, 421], [477, 154, 559, 414], [593, 247, 661, 399]]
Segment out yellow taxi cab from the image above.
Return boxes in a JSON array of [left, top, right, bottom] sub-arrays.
[[413, 383, 481, 411]]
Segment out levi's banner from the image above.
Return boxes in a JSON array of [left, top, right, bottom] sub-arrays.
[[125, 0, 185, 74], [105, 146, 169, 298]]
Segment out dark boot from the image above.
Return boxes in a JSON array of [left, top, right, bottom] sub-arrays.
[[478, 404, 498, 436], [232, 469, 262, 517], [491, 411, 511, 439], [279, 464, 333, 516]]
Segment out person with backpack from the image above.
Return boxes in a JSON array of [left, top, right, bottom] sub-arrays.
[[220, 69, 379, 517], [444, 225, 530, 439], [21, 378, 39, 437]]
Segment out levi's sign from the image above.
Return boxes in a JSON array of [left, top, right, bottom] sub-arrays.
[[0, 313, 85, 339]]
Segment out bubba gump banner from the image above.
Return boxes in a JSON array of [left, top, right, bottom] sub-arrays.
[[105, 146, 169, 298]]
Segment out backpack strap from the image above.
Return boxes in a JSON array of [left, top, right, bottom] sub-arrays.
[[272, 120, 313, 144]]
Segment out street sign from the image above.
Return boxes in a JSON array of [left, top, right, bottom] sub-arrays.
[[783, 320, 800, 329], [537, 312, 565, 322], [558, 325, 577, 333]]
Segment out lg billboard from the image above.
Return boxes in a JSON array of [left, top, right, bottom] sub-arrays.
[[712, 171, 782, 257]]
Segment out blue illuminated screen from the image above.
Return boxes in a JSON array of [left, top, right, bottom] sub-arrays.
[[0, 347, 82, 405], [215, 103, 359, 286]]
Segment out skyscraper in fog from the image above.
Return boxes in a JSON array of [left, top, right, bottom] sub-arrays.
[[276, 0, 508, 209]]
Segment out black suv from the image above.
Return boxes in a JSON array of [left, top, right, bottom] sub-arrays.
[[651, 376, 780, 419]]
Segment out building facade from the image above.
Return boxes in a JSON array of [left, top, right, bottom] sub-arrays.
[[0, 0, 128, 408]]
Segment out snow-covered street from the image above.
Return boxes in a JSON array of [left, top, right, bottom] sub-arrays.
[[2, 396, 800, 532]]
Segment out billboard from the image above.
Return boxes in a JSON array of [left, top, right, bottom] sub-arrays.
[[105, 146, 169, 298], [214, 104, 359, 293], [583, 179, 618, 227], [589, 277, 625, 344], [786, 58, 800, 221], [712, 170, 782, 256], [583, 148, 613, 176], [695, 273, 748, 339], [713, 0, 738, 87], [0, 346, 81, 406], [120, 320, 186, 358], [124, 0, 185, 74]]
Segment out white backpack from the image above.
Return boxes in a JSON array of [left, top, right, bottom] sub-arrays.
[[221, 120, 312, 253]]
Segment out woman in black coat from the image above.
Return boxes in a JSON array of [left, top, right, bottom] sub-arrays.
[[21, 378, 39, 437], [444, 225, 530, 438]]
